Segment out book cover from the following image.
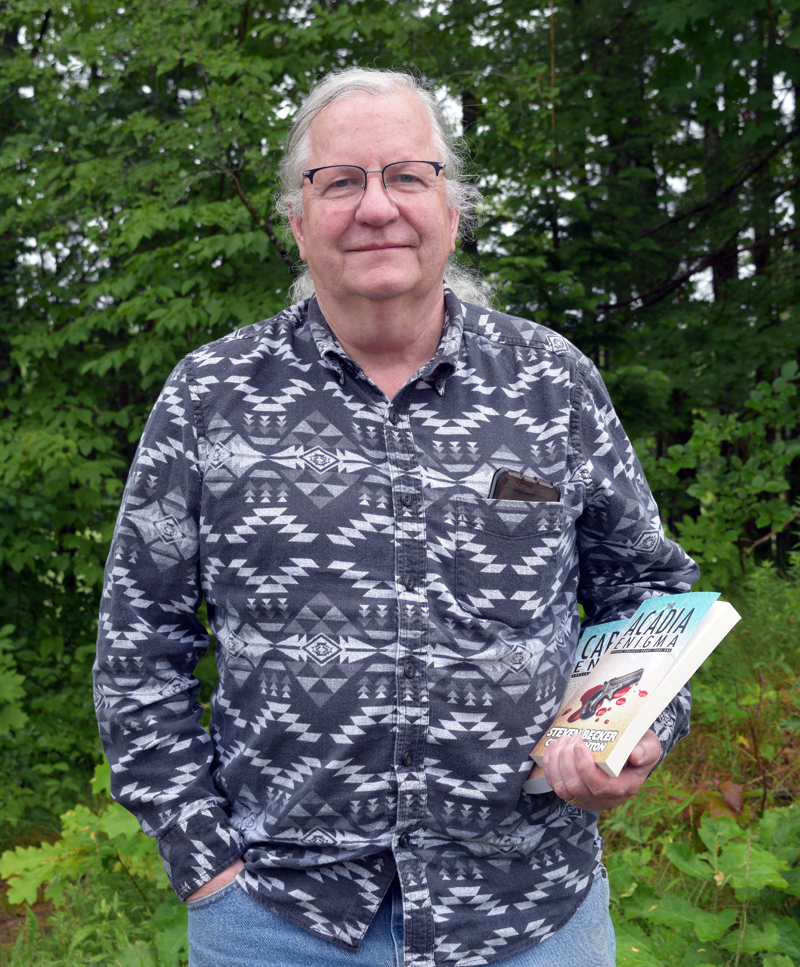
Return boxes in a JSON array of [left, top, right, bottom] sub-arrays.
[[523, 592, 741, 792], [522, 616, 628, 795]]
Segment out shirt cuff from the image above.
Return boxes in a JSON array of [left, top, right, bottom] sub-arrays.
[[649, 683, 692, 768], [157, 803, 245, 900]]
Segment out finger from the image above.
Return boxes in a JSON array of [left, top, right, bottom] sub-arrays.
[[564, 742, 618, 805], [545, 734, 635, 810], [563, 737, 638, 808], [548, 734, 593, 802], [541, 734, 570, 796], [628, 731, 662, 770], [571, 739, 621, 797]]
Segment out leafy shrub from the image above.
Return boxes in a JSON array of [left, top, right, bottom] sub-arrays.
[[609, 807, 800, 967], [642, 362, 800, 590], [678, 561, 800, 807], [0, 765, 187, 966]]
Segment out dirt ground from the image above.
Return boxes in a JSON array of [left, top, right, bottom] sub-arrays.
[[0, 881, 52, 950]]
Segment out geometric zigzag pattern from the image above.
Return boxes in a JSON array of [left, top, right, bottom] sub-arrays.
[[94, 286, 698, 966]]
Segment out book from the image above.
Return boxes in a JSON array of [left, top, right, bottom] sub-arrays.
[[523, 592, 741, 794]]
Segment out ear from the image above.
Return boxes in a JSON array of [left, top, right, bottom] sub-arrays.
[[449, 207, 460, 254], [288, 206, 307, 262]]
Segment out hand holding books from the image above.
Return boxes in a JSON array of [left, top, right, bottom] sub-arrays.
[[524, 592, 741, 799], [539, 728, 662, 811]]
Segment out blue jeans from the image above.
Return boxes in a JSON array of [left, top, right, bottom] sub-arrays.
[[187, 869, 615, 966]]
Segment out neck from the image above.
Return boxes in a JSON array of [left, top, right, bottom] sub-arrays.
[[315, 288, 445, 399]]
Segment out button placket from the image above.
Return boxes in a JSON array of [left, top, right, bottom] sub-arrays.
[[382, 395, 431, 947]]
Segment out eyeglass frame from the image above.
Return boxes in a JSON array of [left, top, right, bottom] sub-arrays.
[[302, 161, 446, 199]]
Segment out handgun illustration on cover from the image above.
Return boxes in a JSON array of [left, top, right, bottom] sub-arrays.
[[578, 669, 644, 720]]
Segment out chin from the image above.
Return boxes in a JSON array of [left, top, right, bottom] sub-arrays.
[[345, 272, 423, 301]]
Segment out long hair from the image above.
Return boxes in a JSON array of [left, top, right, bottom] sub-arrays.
[[276, 67, 493, 306]]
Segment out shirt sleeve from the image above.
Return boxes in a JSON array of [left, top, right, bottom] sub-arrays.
[[573, 359, 700, 760], [93, 357, 244, 899]]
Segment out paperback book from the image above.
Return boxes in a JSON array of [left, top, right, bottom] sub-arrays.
[[523, 592, 741, 794]]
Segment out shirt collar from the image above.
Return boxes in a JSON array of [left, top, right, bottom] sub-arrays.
[[305, 284, 465, 395], [306, 296, 347, 383]]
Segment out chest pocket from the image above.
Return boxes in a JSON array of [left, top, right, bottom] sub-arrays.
[[455, 496, 565, 629]]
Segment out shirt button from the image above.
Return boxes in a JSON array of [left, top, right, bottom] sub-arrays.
[[388, 409, 400, 425], [398, 832, 410, 849], [404, 661, 416, 679], [402, 751, 413, 767], [401, 492, 413, 507], [403, 575, 416, 591]]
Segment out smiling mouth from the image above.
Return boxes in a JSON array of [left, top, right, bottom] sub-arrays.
[[350, 243, 410, 252]]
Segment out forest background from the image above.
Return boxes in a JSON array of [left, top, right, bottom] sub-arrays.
[[0, 0, 799, 964]]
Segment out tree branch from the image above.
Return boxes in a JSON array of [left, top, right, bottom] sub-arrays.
[[743, 508, 800, 556], [228, 170, 298, 275], [198, 63, 297, 275], [595, 228, 741, 315], [30, 8, 51, 58], [640, 126, 800, 240], [596, 221, 798, 317], [765, 0, 800, 54]]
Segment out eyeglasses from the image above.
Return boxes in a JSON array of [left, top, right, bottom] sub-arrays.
[[303, 161, 445, 206]]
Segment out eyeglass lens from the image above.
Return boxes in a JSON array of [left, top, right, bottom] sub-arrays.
[[309, 162, 441, 203]]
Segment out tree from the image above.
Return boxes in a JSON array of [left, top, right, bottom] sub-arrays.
[[0, 0, 798, 817]]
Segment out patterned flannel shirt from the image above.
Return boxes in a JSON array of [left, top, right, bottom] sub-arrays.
[[94, 286, 699, 967]]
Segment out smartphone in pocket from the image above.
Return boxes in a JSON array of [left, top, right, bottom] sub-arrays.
[[488, 468, 560, 502]]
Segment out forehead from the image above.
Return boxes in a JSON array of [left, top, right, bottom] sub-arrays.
[[305, 89, 438, 166]]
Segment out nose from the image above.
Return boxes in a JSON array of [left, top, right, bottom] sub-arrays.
[[354, 170, 399, 225]]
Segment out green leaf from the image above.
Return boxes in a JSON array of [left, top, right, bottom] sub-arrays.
[[96, 803, 143, 840], [720, 921, 782, 953], [664, 843, 713, 881], [90, 760, 112, 797]]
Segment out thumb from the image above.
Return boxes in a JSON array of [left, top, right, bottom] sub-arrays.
[[629, 731, 661, 769]]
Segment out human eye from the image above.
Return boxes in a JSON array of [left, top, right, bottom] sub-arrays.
[[316, 167, 363, 198], [385, 162, 435, 194]]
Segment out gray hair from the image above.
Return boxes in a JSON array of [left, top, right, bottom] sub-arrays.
[[277, 67, 494, 306]]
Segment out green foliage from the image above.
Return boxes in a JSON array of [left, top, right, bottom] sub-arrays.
[[0, 625, 27, 737], [1, 802, 155, 908], [684, 559, 800, 804], [0, 0, 798, 826], [0, 0, 798, 956], [0, 765, 187, 966], [644, 364, 800, 588], [609, 808, 800, 967]]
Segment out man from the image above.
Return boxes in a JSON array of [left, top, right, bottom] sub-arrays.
[[94, 67, 698, 967]]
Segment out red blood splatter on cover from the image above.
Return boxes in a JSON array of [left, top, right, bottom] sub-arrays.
[[569, 685, 604, 722], [639, 690, 648, 697], [604, 719, 610, 724], [613, 685, 633, 698], [616, 698, 626, 706], [563, 709, 572, 716]]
